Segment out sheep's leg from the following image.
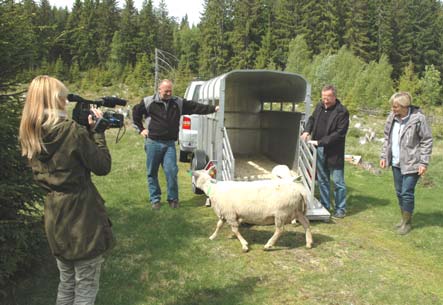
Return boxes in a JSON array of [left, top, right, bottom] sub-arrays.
[[296, 213, 313, 249], [209, 218, 225, 240], [264, 218, 284, 250], [230, 225, 249, 252]]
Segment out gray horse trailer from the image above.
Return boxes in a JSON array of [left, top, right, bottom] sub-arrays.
[[188, 70, 329, 220]]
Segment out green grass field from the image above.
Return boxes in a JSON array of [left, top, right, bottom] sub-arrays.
[[15, 122, 443, 305]]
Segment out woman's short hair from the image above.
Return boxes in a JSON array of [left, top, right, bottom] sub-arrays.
[[389, 92, 412, 107]]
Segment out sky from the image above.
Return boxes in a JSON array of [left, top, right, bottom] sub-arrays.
[[48, 0, 204, 25]]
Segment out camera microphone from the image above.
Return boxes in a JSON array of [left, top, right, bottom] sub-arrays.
[[67, 94, 92, 103], [100, 96, 128, 107]]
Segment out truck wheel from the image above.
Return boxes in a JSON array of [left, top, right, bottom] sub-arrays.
[[179, 150, 189, 162], [191, 150, 207, 194]]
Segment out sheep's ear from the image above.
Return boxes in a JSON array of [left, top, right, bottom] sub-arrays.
[[206, 165, 216, 174], [292, 175, 302, 183]]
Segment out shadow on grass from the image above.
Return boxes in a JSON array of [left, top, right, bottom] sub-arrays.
[[345, 185, 390, 216], [166, 276, 261, 305], [223, 227, 333, 251], [412, 211, 443, 229]]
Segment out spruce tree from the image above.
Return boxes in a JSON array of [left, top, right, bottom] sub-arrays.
[[95, 0, 120, 65], [255, 0, 273, 69], [343, 0, 372, 62], [408, 0, 442, 74], [271, 0, 297, 69], [198, 0, 233, 77], [298, 0, 339, 56], [229, 0, 263, 69], [137, 0, 157, 62], [120, 0, 139, 67]]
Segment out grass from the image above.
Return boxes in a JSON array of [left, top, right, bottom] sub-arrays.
[[14, 120, 443, 305]]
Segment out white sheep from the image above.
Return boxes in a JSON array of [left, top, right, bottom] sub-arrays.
[[193, 167, 313, 252], [271, 164, 294, 179]]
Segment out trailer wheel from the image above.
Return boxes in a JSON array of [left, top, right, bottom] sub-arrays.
[[191, 150, 208, 194], [179, 150, 189, 162]]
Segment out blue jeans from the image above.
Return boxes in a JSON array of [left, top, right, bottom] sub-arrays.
[[145, 138, 179, 204], [316, 147, 347, 213], [392, 166, 419, 213]]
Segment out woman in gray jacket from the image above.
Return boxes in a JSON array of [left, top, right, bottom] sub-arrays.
[[380, 92, 433, 235]]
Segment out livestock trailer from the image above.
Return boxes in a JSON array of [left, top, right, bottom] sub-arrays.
[[189, 69, 329, 221]]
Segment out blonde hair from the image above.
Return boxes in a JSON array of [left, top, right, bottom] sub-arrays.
[[389, 92, 412, 108], [19, 75, 68, 159]]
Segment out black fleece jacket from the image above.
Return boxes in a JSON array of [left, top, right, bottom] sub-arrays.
[[304, 99, 349, 168], [132, 94, 216, 141]]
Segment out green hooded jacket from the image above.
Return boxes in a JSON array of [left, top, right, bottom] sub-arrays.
[[30, 118, 115, 261]]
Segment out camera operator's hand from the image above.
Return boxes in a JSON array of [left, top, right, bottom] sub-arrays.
[[88, 108, 103, 129], [140, 128, 149, 138]]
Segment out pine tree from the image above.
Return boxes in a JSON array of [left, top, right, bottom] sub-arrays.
[[120, 0, 139, 67], [298, 0, 339, 56], [0, 0, 36, 85], [408, 0, 442, 74], [66, 0, 101, 69], [175, 19, 201, 75], [198, 0, 233, 78], [137, 0, 157, 61], [95, 0, 120, 65], [271, 0, 297, 69], [255, 0, 273, 69], [229, 0, 263, 69], [388, 0, 413, 79], [154, 0, 177, 56], [343, 0, 372, 62]]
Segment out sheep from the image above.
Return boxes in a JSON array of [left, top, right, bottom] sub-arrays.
[[271, 164, 294, 179], [192, 167, 313, 252]]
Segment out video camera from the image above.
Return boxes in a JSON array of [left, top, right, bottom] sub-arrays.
[[68, 94, 127, 133]]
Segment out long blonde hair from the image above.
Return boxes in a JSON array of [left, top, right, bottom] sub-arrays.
[[19, 75, 68, 159]]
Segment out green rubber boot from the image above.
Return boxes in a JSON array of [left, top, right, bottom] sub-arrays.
[[394, 209, 405, 229], [397, 211, 412, 235]]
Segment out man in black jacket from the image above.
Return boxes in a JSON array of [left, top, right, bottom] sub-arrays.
[[301, 85, 349, 218], [133, 79, 218, 209]]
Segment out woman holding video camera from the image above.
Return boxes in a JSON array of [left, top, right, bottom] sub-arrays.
[[19, 75, 115, 305]]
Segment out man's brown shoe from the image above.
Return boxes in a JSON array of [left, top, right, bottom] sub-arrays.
[[168, 200, 179, 208], [152, 202, 161, 210]]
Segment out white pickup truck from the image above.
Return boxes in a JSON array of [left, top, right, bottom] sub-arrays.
[[178, 80, 204, 162]]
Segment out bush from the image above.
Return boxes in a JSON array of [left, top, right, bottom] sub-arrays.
[[0, 93, 45, 298]]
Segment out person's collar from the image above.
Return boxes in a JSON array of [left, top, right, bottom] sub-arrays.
[[321, 102, 337, 111], [394, 107, 411, 122]]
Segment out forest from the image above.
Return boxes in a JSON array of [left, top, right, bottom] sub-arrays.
[[1, 0, 443, 108], [1, 0, 443, 299]]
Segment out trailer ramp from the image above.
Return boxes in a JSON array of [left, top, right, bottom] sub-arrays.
[[298, 137, 331, 221]]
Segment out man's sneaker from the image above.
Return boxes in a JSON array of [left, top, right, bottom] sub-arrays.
[[168, 199, 179, 209], [152, 202, 161, 210], [333, 211, 346, 219]]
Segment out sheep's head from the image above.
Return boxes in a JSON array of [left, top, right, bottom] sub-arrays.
[[192, 168, 215, 190], [271, 165, 292, 179]]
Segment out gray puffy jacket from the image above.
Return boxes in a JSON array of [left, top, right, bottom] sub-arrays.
[[380, 106, 433, 174]]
